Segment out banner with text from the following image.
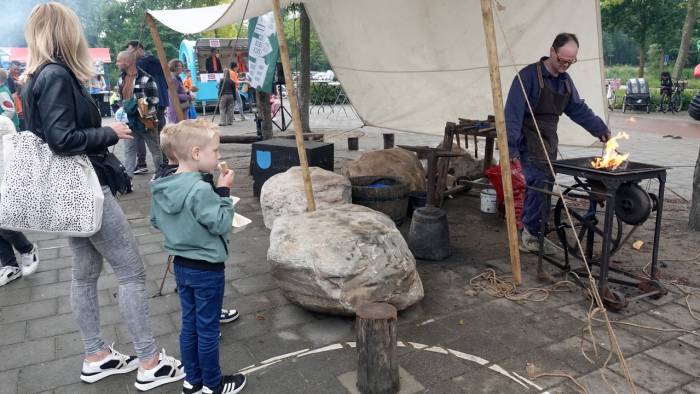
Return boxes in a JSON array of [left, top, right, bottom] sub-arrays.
[[248, 12, 280, 94]]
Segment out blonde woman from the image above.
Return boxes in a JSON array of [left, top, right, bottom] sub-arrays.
[[21, 3, 184, 391]]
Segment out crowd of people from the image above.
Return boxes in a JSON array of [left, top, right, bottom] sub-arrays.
[[0, 3, 248, 393]]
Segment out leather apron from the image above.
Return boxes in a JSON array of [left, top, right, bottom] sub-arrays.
[[522, 62, 571, 171]]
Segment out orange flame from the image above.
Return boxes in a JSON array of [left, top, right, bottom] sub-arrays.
[[591, 131, 630, 170]]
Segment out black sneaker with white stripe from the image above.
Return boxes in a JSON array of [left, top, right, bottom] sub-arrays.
[[134, 349, 185, 391], [220, 308, 239, 324], [203, 374, 246, 394], [80, 345, 139, 383]]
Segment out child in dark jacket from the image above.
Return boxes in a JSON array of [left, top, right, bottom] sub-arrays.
[[150, 119, 245, 394]]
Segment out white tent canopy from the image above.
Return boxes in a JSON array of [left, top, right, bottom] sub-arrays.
[[148, 0, 607, 146]]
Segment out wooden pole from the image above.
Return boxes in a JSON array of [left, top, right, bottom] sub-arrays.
[[480, 0, 522, 285], [146, 13, 185, 122], [356, 302, 399, 394], [271, 0, 316, 212]]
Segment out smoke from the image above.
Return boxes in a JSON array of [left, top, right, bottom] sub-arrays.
[[0, 0, 102, 47]]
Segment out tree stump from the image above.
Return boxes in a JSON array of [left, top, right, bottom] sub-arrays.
[[356, 302, 399, 394]]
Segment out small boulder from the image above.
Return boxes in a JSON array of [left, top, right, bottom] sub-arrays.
[[268, 204, 424, 315], [342, 148, 425, 192], [437, 144, 485, 181], [260, 166, 351, 229]]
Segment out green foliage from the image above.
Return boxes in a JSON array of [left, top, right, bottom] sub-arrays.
[[310, 82, 342, 105], [283, 8, 330, 71], [606, 65, 700, 87]]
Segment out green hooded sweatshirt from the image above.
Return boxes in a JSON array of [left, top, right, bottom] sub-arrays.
[[150, 172, 234, 264]]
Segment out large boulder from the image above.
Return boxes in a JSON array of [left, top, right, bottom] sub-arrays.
[[260, 166, 351, 229], [342, 148, 425, 192], [268, 204, 424, 315]]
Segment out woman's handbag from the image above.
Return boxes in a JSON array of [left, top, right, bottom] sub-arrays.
[[0, 131, 104, 236]]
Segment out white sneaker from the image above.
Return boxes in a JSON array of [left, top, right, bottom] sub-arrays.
[[80, 344, 139, 383], [0, 266, 21, 287], [134, 349, 185, 391], [19, 243, 39, 276], [520, 228, 556, 255], [220, 308, 239, 324]]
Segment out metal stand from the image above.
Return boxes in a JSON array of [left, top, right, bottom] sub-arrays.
[[272, 84, 292, 131]]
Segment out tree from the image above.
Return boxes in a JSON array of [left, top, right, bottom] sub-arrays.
[[601, 0, 681, 77], [673, 0, 699, 80], [691, 148, 700, 230]]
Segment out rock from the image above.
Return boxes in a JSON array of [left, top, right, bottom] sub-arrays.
[[437, 144, 485, 181], [342, 148, 425, 192], [268, 204, 424, 315], [260, 166, 351, 229]]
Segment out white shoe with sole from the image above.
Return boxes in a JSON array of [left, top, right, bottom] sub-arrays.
[[80, 344, 139, 383], [0, 266, 21, 287], [134, 349, 185, 391], [19, 243, 39, 276]]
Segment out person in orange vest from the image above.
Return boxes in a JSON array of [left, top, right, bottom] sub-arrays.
[[205, 48, 222, 73], [228, 62, 246, 120]]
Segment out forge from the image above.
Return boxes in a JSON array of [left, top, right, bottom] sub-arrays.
[[532, 157, 668, 311]]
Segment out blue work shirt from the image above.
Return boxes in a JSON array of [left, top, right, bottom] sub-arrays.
[[505, 57, 608, 159], [138, 53, 169, 110]]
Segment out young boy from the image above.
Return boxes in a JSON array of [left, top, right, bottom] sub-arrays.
[[156, 125, 240, 325], [150, 119, 246, 394]]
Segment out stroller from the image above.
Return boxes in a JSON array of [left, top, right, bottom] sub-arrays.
[[622, 78, 651, 113]]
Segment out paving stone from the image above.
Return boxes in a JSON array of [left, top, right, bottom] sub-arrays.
[[269, 304, 319, 331], [257, 288, 292, 308], [0, 286, 31, 307], [30, 281, 72, 301], [221, 313, 270, 342], [4, 269, 59, 290], [136, 233, 164, 245], [0, 299, 57, 324], [678, 332, 700, 349], [142, 251, 170, 267], [36, 257, 72, 274], [338, 367, 424, 394], [231, 274, 276, 295], [617, 312, 685, 343], [38, 238, 69, 249], [137, 242, 164, 256], [0, 321, 25, 346], [576, 368, 652, 394], [222, 293, 272, 315], [0, 337, 55, 370], [27, 312, 79, 339], [587, 322, 655, 355], [683, 380, 700, 394], [608, 353, 693, 393], [115, 313, 176, 345], [243, 328, 313, 363], [297, 317, 354, 346], [57, 325, 113, 359], [218, 339, 256, 373], [644, 339, 700, 377], [0, 369, 19, 394], [17, 355, 84, 393], [649, 303, 700, 331]]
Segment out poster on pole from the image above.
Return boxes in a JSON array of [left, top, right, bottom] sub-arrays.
[[248, 12, 280, 94]]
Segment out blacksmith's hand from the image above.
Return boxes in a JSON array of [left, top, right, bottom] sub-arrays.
[[110, 122, 133, 140], [599, 131, 612, 143]]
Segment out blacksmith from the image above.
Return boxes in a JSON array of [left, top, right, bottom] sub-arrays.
[[504, 33, 611, 253]]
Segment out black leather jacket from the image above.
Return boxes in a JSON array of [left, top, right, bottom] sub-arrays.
[[23, 63, 119, 186]]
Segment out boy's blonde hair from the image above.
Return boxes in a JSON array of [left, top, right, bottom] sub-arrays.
[[168, 119, 219, 160], [159, 124, 178, 161]]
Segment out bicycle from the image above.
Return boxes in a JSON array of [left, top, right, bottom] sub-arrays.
[[659, 78, 686, 113]]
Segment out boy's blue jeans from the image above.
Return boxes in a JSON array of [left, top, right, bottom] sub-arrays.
[[174, 263, 225, 389]]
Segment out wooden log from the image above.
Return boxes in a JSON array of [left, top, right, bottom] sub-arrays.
[[480, 0, 522, 285], [356, 302, 399, 394], [145, 14, 185, 122], [271, 0, 316, 212]]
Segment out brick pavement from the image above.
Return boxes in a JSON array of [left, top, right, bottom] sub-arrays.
[[0, 110, 698, 393]]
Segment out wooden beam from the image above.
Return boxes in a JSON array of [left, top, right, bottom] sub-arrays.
[[480, 0, 522, 285], [271, 0, 316, 212], [145, 13, 185, 122]]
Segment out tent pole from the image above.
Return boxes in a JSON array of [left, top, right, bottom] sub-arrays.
[[480, 0, 522, 285], [146, 13, 185, 122], [271, 0, 316, 212]]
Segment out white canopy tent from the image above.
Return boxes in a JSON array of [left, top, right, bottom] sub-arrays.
[[148, 0, 607, 145]]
